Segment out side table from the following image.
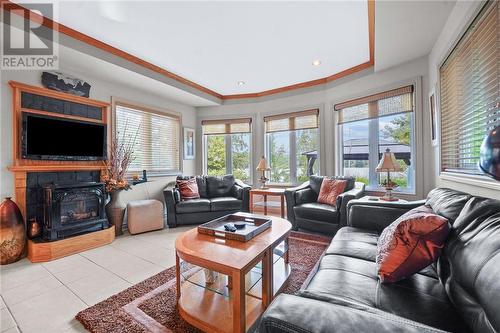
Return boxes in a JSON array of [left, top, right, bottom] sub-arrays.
[[249, 188, 286, 218]]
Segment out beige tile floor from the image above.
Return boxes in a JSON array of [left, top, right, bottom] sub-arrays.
[[0, 226, 193, 333]]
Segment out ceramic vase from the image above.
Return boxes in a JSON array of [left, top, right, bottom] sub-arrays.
[[0, 198, 26, 265], [105, 191, 125, 236]]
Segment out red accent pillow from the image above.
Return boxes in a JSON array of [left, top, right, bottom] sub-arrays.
[[376, 205, 450, 283], [176, 178, 200, 200], [317, 179, 347, 206]]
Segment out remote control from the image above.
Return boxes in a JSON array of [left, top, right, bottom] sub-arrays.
[[224, 223, 237, 232]]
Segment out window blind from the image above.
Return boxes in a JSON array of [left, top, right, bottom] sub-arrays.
[[335, 86, 414, 124], [115, 102, 181, 173], [264, 109, 319, 133], [440, 1, 500, 174], [202, 118, 252, 135]]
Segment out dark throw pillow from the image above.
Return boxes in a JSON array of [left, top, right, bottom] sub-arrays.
[[376, 205, 450, 283], [176, 178, 200, 200], [317, 179, 347, 206]]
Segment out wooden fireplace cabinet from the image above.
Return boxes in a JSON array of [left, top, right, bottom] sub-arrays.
[[7, 81, 115, 262]]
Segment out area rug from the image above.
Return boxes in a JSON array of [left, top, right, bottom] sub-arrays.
[[76, 231, 331, 333]]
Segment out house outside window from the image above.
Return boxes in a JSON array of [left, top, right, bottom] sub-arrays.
[[264, 109, 320, 185], [335, 86, 415, 193], [202, 118, 252, 183], [114, 101, 181, 175]]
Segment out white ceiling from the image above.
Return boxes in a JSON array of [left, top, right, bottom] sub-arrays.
[[55, 1, 370, 95], [375, 0, 455, 71], [58, 44, 219, 107], [13, 1, 457, 104]]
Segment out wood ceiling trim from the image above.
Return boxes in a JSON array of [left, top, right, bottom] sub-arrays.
[[0, 0, 223, 100], [1, 0, 375, 102]]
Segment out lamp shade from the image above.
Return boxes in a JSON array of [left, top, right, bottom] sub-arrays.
[[479, 126, 500, 180], [376, 148, 402, 172], [256, 156, 270, 171]]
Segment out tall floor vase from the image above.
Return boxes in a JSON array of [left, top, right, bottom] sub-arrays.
[[0, 198, 26, 265], [105, 191, 126, 236]]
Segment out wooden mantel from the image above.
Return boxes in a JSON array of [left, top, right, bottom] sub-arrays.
[[7, 81, 110, 219]]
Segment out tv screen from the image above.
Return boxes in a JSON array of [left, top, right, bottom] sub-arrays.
[[22, 112, 107, 161]]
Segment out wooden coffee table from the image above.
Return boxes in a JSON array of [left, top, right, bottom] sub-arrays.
[[175, 215, 292, 333]]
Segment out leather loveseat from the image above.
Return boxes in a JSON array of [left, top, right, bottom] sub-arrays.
[[259, 188, 500, 333], [285, 175, 365, 234], [163, 175, 251, 227]]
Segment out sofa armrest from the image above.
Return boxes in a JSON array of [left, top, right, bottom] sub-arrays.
[[284, 182, 313, 229], [347, 199, 426, 233], [336, 182, 365, 227], [233, 179, 251, 212], [163, 182, 180, 228], [259, 294, 447, 333]]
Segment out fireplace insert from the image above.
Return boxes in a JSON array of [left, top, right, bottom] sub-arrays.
[[43, 182, 108, 241]]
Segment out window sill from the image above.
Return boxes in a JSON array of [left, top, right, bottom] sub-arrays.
[[127, 171, 182, 178], [440, 172, 500, 191], [365, 187, 416, 196]]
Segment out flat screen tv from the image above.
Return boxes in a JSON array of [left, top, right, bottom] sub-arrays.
[[22, 112, 107, 161]]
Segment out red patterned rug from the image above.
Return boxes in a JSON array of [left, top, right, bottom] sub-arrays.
[[76, 231, 331, 333]]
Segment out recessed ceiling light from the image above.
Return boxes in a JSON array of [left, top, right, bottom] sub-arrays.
[[312, 60, 322, 66], [237, 81, 245, 86]]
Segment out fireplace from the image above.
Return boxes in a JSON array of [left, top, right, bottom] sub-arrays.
[[43, 182, 108, 241]]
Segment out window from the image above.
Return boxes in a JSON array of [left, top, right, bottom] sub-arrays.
[[264, 109, 319, 184], [440, 1, 499, 175], [336, 86, 415, 192], [114, 101, 181, 174], [202, 118, 252, 183]]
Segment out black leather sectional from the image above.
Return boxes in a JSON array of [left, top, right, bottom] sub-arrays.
[[163, 175, 251, 227], [259, 188, 500, 333], [285, 176, 365, 234]]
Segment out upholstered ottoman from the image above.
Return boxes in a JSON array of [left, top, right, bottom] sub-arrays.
[[127, 199, 164, 235]]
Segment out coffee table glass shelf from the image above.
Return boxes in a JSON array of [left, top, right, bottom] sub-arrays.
[[175, 215, 291, 333]]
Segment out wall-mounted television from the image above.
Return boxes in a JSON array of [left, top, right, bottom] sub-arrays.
[[22, 112, 107, 161]]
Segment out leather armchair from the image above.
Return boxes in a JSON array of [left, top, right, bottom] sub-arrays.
[[163, 175, 250, 228], [285, 176, 365, 234]]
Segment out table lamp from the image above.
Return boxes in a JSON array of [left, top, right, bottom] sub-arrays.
[[376, 148, 401, 201], [256, 156, 271, 189]]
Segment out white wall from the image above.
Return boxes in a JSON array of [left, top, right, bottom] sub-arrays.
[[0, 66, 198, 200], [428, 0, 500, 199], [197, 56, 433, 200]]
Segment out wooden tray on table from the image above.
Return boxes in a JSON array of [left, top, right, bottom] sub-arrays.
[[197, 212, 272, 242]]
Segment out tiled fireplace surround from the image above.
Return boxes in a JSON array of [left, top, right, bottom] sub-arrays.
[[26, 171, 105, 240]]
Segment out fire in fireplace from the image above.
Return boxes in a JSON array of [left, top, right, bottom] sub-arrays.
[[43, 182, 108, 241]]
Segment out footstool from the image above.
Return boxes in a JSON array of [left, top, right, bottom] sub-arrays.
[[127, 199, 164, 235]]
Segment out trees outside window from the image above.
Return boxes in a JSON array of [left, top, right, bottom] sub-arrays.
[[265, 110, 320, 185], [203, 119, 252, 183]]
